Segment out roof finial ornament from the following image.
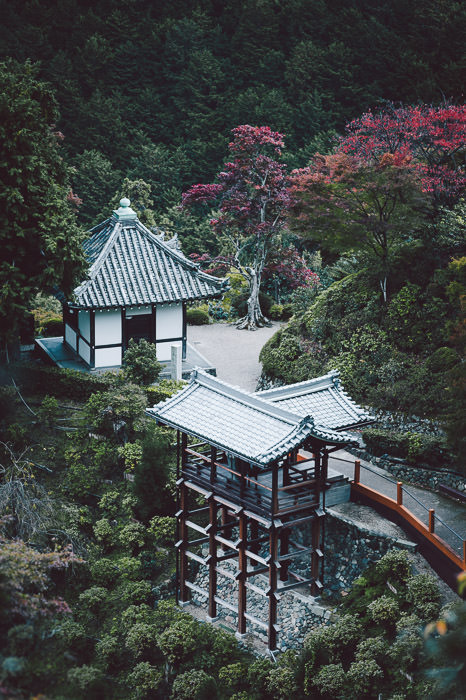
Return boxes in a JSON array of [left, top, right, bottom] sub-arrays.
[[114, 197, 137, 221]]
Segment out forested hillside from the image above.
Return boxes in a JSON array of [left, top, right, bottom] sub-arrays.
[[1, 2, 465, 698], [1, 0, 465, 225]]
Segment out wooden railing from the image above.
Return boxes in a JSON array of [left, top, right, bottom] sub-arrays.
[[350, 459, 466, 588], [183, 448, 319, 517]]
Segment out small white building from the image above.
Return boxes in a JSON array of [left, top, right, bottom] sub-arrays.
[[62, 198, 226, 369]]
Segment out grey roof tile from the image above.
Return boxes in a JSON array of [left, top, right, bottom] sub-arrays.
[[256, 371, 373, 430], [147, 370, 354, 467], [73, 216, 227, 309]]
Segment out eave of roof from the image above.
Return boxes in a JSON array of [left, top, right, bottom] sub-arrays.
[[147, 370, 355, 467], [256, 370, 374, 430], [70, 215, 228, 309]]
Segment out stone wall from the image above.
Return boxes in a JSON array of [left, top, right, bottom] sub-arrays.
[[187, 506, 415, 651]]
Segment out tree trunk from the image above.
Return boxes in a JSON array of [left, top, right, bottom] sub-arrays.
[[236, 270, 271, 330]]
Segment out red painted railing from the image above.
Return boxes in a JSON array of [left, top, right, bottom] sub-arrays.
[[351, 459, 466, 573]]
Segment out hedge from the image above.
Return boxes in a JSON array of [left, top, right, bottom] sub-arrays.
[[362, 428, 450, 469], [186, 307, 210, 325], [145, 381, 185, 406], [12, 362, 115, 401]]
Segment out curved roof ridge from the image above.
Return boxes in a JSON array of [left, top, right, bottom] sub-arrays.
[[74, 222, 122, 299]]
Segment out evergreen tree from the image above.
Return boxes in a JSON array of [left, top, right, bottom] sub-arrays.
[[0, 59, 86, 357]]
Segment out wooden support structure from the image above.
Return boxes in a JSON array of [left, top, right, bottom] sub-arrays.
[[237, 511, 247, 636], [175, 435, 334, 650]]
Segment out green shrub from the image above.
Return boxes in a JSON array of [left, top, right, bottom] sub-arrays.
[[171, 669, 217, 700], [425, 346, 460, 374], [118, 580, 153, 607], [148, 515, 175, 546], [125, 622, 159, 659], [7, 625, 35, 656], [308, 662, 346, 698], [269, 303, 284, 320], [95, 634, 122, 671], [406, 574, 441, 621], [83, 384, 148, 441], [78, 586, 109, 614], [218, 663, 247, 694], [158, 619, 198, 667], [186, 307, 210, 325], [67, 665, 105, 697], [145, 379, 185, 406], [93, 518, 115, 549], [368, 595, 400, 627], [132, 424, 174, 521], [362, 428, 449, 468], [265, 665, 299, 700], [90, 558, 120, 587], [123, 339, 162, 386], [118, 441, 143, 473], [119, 521, 146, 553], [41, 317, 63, 337], [127, 662, 163, 698], [374, 550, 411, 585], [12, 362, 114, 401], [37, 395, 59, 427], [346, 659, 383, 697]]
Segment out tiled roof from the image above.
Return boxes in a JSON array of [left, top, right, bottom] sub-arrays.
[[256, 370, 373, 430], [147, 370, 354, 467], [72, 211, 227, 309]]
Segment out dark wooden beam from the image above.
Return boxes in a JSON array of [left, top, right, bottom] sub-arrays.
[[268, 527, 278, 650], [237, 512, 247, 636], [179, 480, 189, 603], [311, 516, 321, 596], [208, 499, 217, 619]]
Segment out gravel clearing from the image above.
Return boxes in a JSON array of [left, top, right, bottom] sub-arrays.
[[187, 321, 283, 391]]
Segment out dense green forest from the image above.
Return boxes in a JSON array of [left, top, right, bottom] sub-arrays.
[[1, 0, 466, 698]]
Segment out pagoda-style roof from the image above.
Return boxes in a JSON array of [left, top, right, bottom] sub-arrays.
[[256, 370, 373, 430], [147, 370, 355, 468], [71, 199, 228, 309]]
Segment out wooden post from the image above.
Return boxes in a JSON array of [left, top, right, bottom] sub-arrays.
[[429, 509, 435, 533], [179, 481, 189, 603], [210, 446, 217, 484], [311, 517, 321, 596], [463, 540, 466, 568], [208, 499, 217, 619], [181, 432, 188, 474], [279, 527, 290, 582], [354, 459, 360, 484], [176, 430, 180, 480], [321, 449, 329, 510], [268, 527, 278, 651], [272, 464, 278, 514], [221, 506, 232, 551], [238, 512, 247, 636], [397, 482, 403, 506]]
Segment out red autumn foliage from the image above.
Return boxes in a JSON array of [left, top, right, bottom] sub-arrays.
[[340, 104, 466, 204]]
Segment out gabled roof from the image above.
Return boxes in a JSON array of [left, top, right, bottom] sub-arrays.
[[256, 370, 373, 430], [147, 370, 355, 467], [71, 200, 227, 309]]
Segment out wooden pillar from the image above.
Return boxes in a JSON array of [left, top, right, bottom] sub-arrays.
[[179, 481, 189, 603], [272, 464, 278, 515], [237, 511, 247, 636], [210, 446, 217, 484], [311, 517, 321, 596], [397, 482, 403, 506], [208, 498, 218, 619], [268, 527, 278, 650], [354, 459, 360, 484], [221, 506, 233, 551], [279, 527, 290, 582], [429, 509, 435, 533], [321, 449, 329, 510], [181, 432, 188, 474]]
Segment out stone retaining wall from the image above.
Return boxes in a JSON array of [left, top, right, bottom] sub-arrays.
[[188, 510, 414, 651]]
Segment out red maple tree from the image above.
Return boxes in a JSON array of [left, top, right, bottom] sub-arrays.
[[182, 125, 292, 329]]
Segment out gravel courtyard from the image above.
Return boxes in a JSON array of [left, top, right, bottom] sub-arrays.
[[187, 321, 282, 392]]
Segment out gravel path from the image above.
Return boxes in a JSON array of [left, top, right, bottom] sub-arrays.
[[187, 321, 282, 391]]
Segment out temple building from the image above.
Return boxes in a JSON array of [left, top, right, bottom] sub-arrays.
[[148, 369, 372, 651], [38, 198, 227, 371]]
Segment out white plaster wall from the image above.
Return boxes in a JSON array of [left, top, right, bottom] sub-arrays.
[[95, 346, 122, 367], [78, 338, 91, 365], [156, 304, 183, 340], [95, 309, 122, 345], [78, 310, 91, 342], [155, 340, 174, 362], [65, 324, 76, 348], [126, 305, 151, 317]]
